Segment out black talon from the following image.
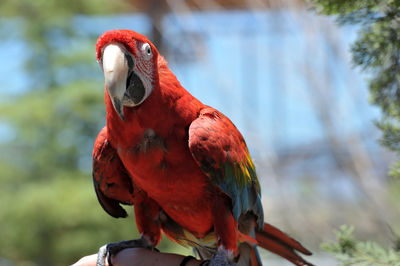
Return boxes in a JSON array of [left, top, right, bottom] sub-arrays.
[[107, 250, 113, 266]]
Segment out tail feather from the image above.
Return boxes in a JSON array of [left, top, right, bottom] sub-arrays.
[[255, 223, 313, 266]]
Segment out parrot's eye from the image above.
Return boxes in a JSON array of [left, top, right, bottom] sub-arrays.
[[142, 43, 152, 60]]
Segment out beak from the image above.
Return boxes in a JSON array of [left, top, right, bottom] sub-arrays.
[[102, 44, 129, 121]]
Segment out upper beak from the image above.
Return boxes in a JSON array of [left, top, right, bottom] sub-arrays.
[[102, 44, 129, 121]]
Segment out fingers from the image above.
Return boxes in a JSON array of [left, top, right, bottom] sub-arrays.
[[72, 254, 102, 266]]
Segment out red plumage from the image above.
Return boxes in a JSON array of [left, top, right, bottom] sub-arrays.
[[92, 29, 312, 266]]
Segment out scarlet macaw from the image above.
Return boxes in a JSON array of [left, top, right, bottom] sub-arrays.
[[93, 29, 312, 266]]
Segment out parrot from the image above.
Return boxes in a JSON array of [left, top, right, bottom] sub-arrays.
[[92, 29, 313, 266]]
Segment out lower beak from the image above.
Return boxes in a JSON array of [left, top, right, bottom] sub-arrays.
[[102, 44, 129, 121], [109, 96, 124, 121]]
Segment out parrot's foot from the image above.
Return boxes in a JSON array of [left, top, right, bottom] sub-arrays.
[[96, 238, 154, 266], [204, 248, 237, 266]]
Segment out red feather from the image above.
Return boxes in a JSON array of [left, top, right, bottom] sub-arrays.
[[93, 29, 313, 265]]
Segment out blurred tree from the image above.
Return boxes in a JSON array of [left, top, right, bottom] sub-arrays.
[[321, 225, 400, 265], [311, 1, 400, 264], [310, 0, 400, 177], [0, 1, 186, 265]]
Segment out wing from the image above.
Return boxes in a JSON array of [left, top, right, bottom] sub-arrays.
[[188, 107, 263, 229], [92, 127, 134, 218]]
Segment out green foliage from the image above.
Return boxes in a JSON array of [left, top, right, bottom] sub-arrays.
[[0, 1, 187, 265], [310, 0, 400, 179], [311, 0, 400, 264], [322, 225, 400, 265]]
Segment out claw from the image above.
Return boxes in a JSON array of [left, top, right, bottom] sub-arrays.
[[96, 245, 108, 266], [207, 247, 237, 266], [208, 248, 237, 266], [96, 238, 154, 266]]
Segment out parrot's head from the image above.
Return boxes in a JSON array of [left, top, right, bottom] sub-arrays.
[[96, 30, 159, 121]]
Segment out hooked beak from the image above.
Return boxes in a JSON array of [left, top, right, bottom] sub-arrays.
[[102, 44, 129, 121]]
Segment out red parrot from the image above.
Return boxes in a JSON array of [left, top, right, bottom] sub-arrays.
[[93, 29, 313, 266]]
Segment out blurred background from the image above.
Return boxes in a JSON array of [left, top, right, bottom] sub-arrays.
[[0, 0, 398, 265]]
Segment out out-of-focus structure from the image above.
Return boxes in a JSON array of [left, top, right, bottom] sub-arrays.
[[123, 0, 306, 52]]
